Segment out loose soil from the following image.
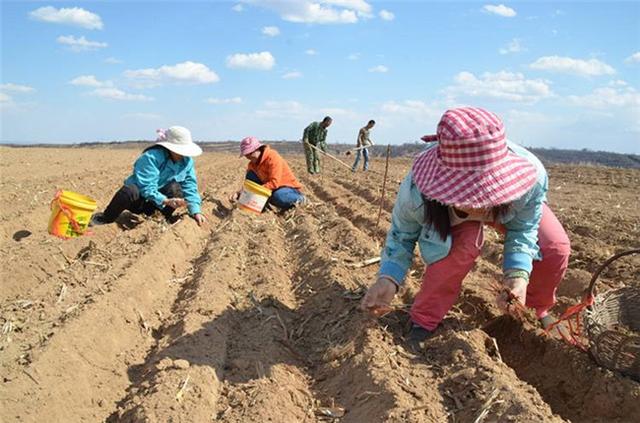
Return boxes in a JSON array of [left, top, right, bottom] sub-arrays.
[[1, 146, 638, 422]]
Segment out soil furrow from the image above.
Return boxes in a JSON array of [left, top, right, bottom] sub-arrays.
[[0, 219, 210, 422], [300, 175, 390, 241]]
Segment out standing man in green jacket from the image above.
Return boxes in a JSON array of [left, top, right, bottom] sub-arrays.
[[302, 116, 332, 174]]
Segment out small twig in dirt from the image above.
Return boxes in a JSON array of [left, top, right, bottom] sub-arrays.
[[58, 246, 74, 266], [355, 390, 381, 405], [316, 407, 346, 419], [444, 390, 464, 411], [169, 276, 191, 284], [57, 283, 67, 304], [136, 309, 150, 334], [472, 388, 500, 423], [64, 304, 79, 315], [347, 256, 381, 269], [22, 369, 40, 385], [406, 404, 431, 413], [292, 279, 308, 294], [255, 360, 265, 379], [294, 313, 316, 340], [175, 374, 190, 401], [83, 260, 109, 269], [249, 292, 263, 314], [276, 339, 313, 366], [274, 311, 289, 340], [1, 321, 14, 342], [489, 337, 502, 362]]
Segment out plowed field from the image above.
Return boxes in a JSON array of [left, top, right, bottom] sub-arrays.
[[1, 146, 639, 422]]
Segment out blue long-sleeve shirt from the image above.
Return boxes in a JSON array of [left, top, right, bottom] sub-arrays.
[[378, 141, 548, 285], [124, 147, 202, 215]]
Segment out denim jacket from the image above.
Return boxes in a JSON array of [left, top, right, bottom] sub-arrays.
[[378, 141, 548, 285], [124, 147, 202, 215]]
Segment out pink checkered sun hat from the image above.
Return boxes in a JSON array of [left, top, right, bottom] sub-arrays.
[[239, 136, 263, 157], [412, 107, 538, 208]]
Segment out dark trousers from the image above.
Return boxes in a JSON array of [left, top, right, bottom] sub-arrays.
[[102, 182, 183, 223]]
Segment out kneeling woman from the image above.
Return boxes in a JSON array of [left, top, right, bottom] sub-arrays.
[[361, 107, 570, 348], [92, 126, 206, 227], [231, 137, 304, 210]]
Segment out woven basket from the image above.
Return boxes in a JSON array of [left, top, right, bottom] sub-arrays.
[[583, 249, 640, 381]]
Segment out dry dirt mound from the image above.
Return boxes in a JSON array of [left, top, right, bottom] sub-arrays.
[[1, 147, 639, 422]]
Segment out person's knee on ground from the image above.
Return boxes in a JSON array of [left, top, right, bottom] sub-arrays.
[[101, 184, 143, 223], [269, 187, 304, 210]]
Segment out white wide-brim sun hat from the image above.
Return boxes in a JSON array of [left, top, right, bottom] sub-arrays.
[[155, 126, 203, 157]]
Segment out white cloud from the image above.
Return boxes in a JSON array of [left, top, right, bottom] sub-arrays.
[[104, 57, 123, 64], [625, 52, 640, 64], [499, 38, 524, 55], [226, 52, 275, 70], [29, 6, 103, 30], [256, 100, 305, 118], [530, 56, 616, 77], [57, 35, 108, 52], [347, 53, 360, 60], [609, 80, 628, 87], [305, 49, 318, 55], [0, 83, 35, 93], [568, 86, 640, 109], [282, 71, 303, 79], [368, 65, 388, 73], [262, 26, 280, 36], [248, 0, 373, 24], [0, 83, 35, 109], [125, 61, 220, 86], [232, 4, 244, 12], [205, 97, 243, 104], [379, 10, 395, 21], [380, 100, 441, 121], [69, 75, 112, 88], [483, 4, 517, 18], [446, 71, 553, 103], [91, 88, 153, 101], [324, 0, 372, 14], [319, 107, 358, 119], [0, 92, 12, 103]]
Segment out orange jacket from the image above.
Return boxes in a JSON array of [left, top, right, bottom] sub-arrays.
[[247, 146, 303, 191]]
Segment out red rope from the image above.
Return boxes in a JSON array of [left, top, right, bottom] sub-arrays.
[[543, 293, 594, 351], [51, 190, 93, 237]]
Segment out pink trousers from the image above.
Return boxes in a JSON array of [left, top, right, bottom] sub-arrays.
[[410, 203, 570, 330]]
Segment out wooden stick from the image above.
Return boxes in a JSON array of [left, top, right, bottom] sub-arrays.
[[347, 256, 381, 268], [304, 142, 354, 171], [348, 145, 374, 152], [374, 145, 392, 237], [473, 388, 500, 423], [175, 374, 190, 401]]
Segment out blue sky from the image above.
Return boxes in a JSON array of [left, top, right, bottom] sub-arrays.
[[1, 1, 639, 153]]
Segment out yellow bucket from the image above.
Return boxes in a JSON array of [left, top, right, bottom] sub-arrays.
[[238, 180, 272, 214], [48, 190, 97, 239]]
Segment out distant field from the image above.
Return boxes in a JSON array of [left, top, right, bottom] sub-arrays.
[[3, 140, 640, 169]]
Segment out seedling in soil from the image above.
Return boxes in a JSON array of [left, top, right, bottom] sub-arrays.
[[489, 281, 530, 321]]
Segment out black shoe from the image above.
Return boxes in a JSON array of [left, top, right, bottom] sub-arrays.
[[406, 324, 434, 352], [89, 212, 108, 226]]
